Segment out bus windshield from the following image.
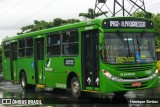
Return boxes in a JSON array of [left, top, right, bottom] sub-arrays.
[[101, 32, 156, 64]]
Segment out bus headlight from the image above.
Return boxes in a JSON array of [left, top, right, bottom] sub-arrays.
[[103, 70, 119, 81], [103, 71, 112, 78]]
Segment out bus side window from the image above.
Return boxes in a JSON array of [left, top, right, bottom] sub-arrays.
[[18, 39, 25, 57], [70, 31, 78, 55], [62, 30, 78, 55], [26, 38, 33, 57], [46, 33, 60, 56], [3, 43, 10, 58]]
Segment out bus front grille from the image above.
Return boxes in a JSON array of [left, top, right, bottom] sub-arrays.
[[114, 65, 154, 72]]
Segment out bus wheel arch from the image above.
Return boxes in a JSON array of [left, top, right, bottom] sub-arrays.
[[67, 72, 81, 98], [19, 70, 35, 90], [67, 72, 78, 89]]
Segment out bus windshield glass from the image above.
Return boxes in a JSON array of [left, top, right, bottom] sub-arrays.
[[101, 32, 156, 64]]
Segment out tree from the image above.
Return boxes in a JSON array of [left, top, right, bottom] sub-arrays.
[[133, 11, 160, 47], [17, 20, 49, 34], [152, 13, 160, 47], [17, 18, 80, 34], [79, 8, 108, 20], [53, 18, 66, 27]]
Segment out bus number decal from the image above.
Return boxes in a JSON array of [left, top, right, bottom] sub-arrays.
[[64, 59, 74, 66]]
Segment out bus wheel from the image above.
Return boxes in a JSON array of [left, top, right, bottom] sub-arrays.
[[114, 91, 127, 96], [21, 72, 29, 89], [70, 77, 81, 98]]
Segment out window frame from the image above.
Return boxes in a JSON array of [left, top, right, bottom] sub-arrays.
[[61, 30, 79, 56], [46, 29, 79, 57], [3, 42, 10, 58], [46, 32, 61, 56], [25, 37, 33, 57], [18, 39, 25, 58]]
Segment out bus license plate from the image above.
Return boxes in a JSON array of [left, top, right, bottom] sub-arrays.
[[132, 82, 141, 87]]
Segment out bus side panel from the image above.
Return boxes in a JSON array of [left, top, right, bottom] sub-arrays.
[[3, 58, 11, 80], [45, 57, 61, 88], [17, 58, 35, 84], [60, 57, 81, 89]]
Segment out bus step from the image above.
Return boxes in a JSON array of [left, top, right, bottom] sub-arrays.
[[37, 84, 45, 88], [82, 90, 99, 93]]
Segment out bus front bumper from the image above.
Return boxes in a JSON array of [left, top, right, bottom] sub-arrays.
[[100, 70, 159, 93]]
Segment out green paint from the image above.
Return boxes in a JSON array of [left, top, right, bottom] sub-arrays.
[[2, 17, 158, 94]]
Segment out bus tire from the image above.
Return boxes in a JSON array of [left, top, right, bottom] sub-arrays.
[[20, 72, 29, 89], [114, 91, 127, 96], [70, 77, 81, 98]]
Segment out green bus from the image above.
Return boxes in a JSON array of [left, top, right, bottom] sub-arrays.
[[2, 17, 158, 98]]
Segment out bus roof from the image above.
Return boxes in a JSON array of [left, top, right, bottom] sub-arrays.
[[2, 17, 153, 42]]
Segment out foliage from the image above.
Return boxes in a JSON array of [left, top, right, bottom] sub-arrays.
[[18, 8, 107, 34], [79, 8, 108, 20], [133, 11, 160, 47], [17, 18, 80, 34]]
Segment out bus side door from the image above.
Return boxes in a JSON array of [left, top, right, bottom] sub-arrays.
[[82, 29, 100, 91], [34, 38, 45, 84], [10, 42, 17, 81]]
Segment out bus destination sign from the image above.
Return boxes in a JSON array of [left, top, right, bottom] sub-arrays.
[[103, 18, 153, 29], [110, 21, 145, 27]]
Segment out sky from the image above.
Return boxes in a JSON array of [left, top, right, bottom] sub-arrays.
[[0, 0, 160, 42]]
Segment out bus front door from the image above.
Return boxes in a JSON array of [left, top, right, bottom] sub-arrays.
[[82, 29, 99, 91], [10, 42, 17, 81], [34, 38, 44, 84]]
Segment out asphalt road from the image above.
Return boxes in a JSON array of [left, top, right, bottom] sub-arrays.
[[0, 77, 160, 107]]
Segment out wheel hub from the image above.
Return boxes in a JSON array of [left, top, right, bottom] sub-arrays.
[[21, 75, 25, 87], [72, 81, 79, 94]]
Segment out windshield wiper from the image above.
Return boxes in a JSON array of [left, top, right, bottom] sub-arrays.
[[131, 35, 137, 63], [116, 30, 131, 57], [136, 35, 141, 55], [116, 30, 128, 47], [148, 41, 152, 56], [138, 30, 146, 46]]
